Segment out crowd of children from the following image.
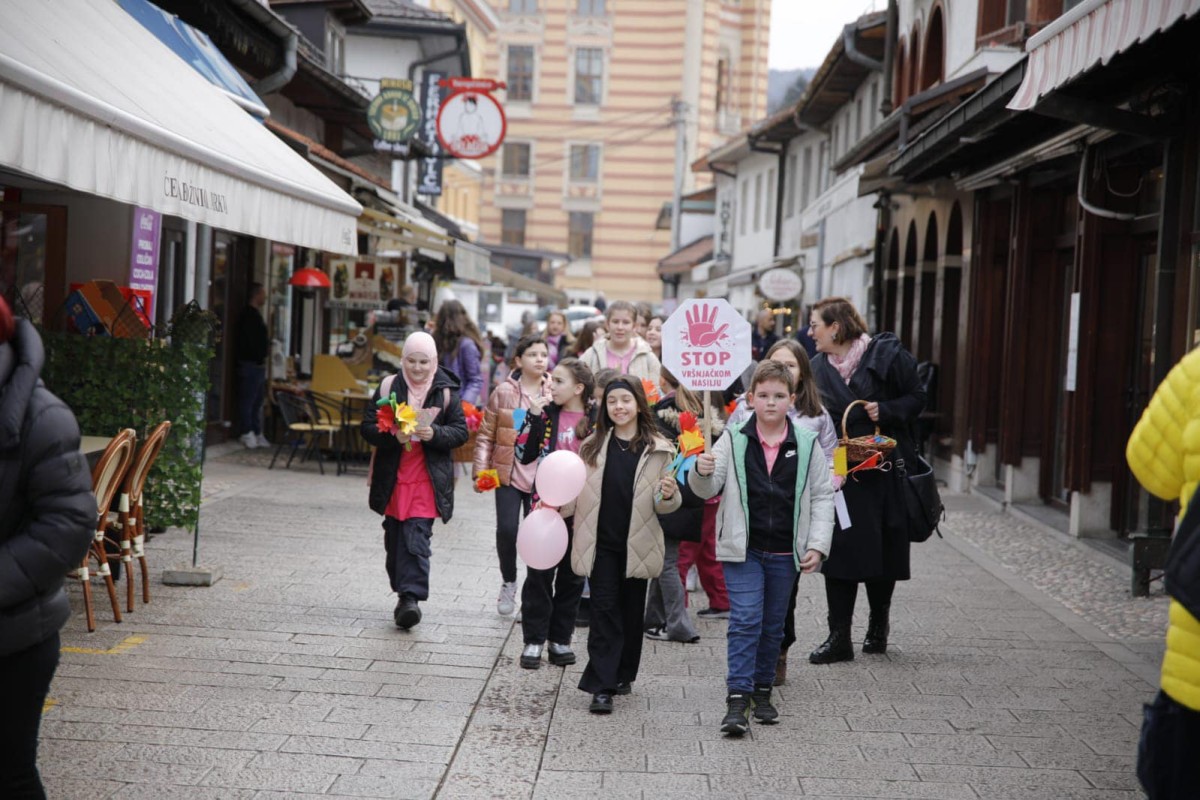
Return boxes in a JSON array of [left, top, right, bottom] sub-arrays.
[[361, 298, 909, 736]]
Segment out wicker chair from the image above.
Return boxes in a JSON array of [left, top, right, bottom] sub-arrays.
[[74, 429, 135, 632], [109, 421, 171, 611]]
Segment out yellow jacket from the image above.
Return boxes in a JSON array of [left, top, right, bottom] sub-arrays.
[[1126, 346, 1200, 711]]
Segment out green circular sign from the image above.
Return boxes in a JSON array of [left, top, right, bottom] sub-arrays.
[[367, 80, 422, 143]]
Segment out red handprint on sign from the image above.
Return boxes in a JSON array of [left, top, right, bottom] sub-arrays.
[[683, 303, 729, 347]]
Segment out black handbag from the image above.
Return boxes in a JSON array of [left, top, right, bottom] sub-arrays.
[[899, 453, 943, 542], [1165, 493, 1200, 620]]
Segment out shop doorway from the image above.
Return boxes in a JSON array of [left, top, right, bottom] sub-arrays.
[[206, 231, 254, 441]]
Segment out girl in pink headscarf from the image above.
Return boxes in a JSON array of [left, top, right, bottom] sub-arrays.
[[362, 331, 469, 630]]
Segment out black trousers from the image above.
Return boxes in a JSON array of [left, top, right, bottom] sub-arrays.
[[383, 517, 434, 600], [0, 632, 60, 800], [578, 548, 647, 694], [521, 519, 584, 646], [781, 573, 801, 652], [1138, 689, 1200, 799], [495, 485, 532, 584], [824, 576, 895, 627]]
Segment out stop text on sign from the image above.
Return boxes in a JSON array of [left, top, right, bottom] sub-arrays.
[[661, 299, 752, 392]]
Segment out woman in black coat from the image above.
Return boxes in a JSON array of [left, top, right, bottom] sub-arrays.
[[0, 296, 96, 798], [807, 297, 925, 663]]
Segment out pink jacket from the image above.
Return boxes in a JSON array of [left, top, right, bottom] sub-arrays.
[[473, 371, 549, 490]]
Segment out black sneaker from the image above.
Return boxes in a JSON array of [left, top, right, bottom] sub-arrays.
[[589, 693, 613, 714], [720, 693, 751, 736], [614, 681, 632, 696], [751, 684, 779, 724], [697, 607, 730, 619], [394, 596, 421, 630], [644, 626, 670, 641]]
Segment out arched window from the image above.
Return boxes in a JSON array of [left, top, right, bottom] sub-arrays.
[[922, 6, 945, 90], [894, 39, 908, 106], [908, 25, 921, 98]]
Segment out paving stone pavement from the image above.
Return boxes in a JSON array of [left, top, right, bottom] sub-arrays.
[[42, 449, 1165, 799]]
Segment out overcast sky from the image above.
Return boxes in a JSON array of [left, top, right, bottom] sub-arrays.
[[769, 0, 885, 71]]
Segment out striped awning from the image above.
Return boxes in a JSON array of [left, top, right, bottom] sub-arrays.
[[1008, 0, 1200, 111]]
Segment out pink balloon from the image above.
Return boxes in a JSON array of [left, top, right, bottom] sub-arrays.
[[535, 450, 587, 507], [517, 508, 568, 570]]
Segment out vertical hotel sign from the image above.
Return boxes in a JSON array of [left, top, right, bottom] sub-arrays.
[[128, 207, 161, 320], [417, 71, 446, 196]]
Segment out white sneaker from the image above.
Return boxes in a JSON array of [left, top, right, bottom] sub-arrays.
[[256, 433, 271, 448], [497, 581, 518, 616], [239, 432, 258, 449], [686, 566, 700, 592]]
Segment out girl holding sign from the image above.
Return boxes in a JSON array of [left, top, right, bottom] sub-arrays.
[[473, 334, 551, 617]]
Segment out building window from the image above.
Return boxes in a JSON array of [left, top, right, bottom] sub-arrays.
[[568, 212, 593, 258], [575, 48, 604, 105], [740, 179, 748, 235], [502, 209, 526, 245], [508, 0, 537, 12], [507, 45, 535, 102], [831, 122, 839, 161], [325, 23, 344, 74], [577, 0, 606, 15], [785, 153, 798, 218], [753, 173, 763, 232], [801, 147, 812, 209], [569, 144, 600, 182], [715, 58, 728, 112], [501, 142, 531, 177], [869, 83, 878, 127], [766, 168, 776, 229], [855, 99, 863, 142], [817, 142, 827, 194]]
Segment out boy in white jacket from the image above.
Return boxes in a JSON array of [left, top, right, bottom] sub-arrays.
[[691, 360, 835, 736]]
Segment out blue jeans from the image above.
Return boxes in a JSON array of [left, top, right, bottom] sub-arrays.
[[237, 362, 266, 436], [723, 550, 797, 693]]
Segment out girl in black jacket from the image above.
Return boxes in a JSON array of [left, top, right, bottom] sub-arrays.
[[0, 296, 95, 798], [362, 332, 468, 630]]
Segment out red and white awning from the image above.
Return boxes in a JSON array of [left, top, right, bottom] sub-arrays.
[[1008, 0, 1200, 111]]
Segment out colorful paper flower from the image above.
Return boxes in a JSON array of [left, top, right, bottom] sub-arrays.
[[678, 428, 705, 458], [475, 469, 500, 492], [641, 379, 660, 405], [462, 401, 483, 433], [375, 393, 418, 449], [725, 398, 739, 417]]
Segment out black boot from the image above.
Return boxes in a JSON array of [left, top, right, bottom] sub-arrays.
[[808, 618, 854, 664], [751, 684, 779, 724], [720, 692, 750, 736], [863, 605, 890, 654]]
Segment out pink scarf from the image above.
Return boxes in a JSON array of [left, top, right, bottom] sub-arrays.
[[401, 331, 438, 409], [829, 333, 872, 385]]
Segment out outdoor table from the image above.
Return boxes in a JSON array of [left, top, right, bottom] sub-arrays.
[[313, 389, 372, 475], [80, 435, 112, 457]]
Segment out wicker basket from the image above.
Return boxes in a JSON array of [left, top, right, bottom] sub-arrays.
[[453, 430, 477, 463], [840, 399, 897, 464]]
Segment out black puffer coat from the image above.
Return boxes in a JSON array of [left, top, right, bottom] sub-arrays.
[[0, 319, 95, 656], [362, 365, 469, 523]]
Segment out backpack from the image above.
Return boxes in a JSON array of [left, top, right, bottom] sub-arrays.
[[366, 374, 450, 486]]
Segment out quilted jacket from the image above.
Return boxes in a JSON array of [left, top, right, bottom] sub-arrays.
[[570, 431, 681, 579], [1126, 347, 1200, 711], [689, 419, 835, 568], [579, 338, 662, 389], [473, 370, 549, 490]]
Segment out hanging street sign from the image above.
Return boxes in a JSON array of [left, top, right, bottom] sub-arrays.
[[436, 77, 507, 160], [662, 298, 752, 392], [368, 78, 422, 153], [417, 71, 446, 196], [758, 267, 803, 302]]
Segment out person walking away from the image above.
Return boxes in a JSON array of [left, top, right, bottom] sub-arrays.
[[235, 282, 269, 448], [691, 360, 834, 735], [572, 377, 679, 713], [474, 335, 551, 616], [432, 299, 485, 406], [362, 332, 468, 630], [579, 301, 661, 392], [544, 310, 575, 370], [514, 358, 595, 668], [751, 309, 779, 362], [807, 297, 925, 663], [1126, 346, 1200, 798], [643, 368, 713, 644], [0, 296, 96, 799]]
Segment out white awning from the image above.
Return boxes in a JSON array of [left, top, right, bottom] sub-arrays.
[[0, 0, 361, 254], [1009, 0, 1200, 111]]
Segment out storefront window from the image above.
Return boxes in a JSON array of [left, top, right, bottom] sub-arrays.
[[1, 211, 47, 324], [270, 244, 295, 378]]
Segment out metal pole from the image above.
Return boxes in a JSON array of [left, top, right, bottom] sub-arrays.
[[670, 98, 688, 253]]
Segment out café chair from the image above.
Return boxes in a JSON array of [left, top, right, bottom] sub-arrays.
[[270, 390, 340, 475], [73, 429, 135, 632], [109, 421, 171, 612]]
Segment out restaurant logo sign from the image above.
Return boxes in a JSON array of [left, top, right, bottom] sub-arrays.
[[328, 258, 397, 310], [436, 77, 507, 159], [368, 78, 422, 152]]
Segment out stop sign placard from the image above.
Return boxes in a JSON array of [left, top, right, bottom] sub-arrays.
[[661, 299, 752, 392]]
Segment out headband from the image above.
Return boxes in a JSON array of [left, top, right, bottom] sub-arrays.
[[604, 378, 636, 397]]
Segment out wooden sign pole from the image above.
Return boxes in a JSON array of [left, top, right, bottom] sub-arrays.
[[703, 391, 713, 451]]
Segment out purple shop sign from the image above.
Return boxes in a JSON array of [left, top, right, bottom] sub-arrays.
[[128, 207, 161, 320]]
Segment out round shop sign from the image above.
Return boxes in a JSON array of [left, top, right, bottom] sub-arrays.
[[758, 267, 803, 302], [367, 78, 422, 144], [661, 298, 752, 392], [436, 91, 507, 159]]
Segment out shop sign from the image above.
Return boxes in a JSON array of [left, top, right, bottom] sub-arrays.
[[454, 241, 492, 284], [368, 78, 422, 152], [436, 77, 507, 159], [662, 299, 751, 391], [417, 71, 446, 196], [328, 258, 398, 310], [758, 267, 802, 302], [127, 207, 160, 320]]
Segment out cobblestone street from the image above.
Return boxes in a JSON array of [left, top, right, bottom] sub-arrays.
[[42, 449, 1166, 799]]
